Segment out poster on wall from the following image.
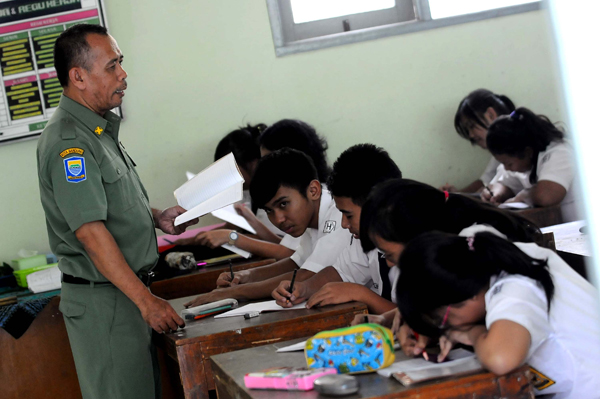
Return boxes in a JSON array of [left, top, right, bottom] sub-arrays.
[[0, 0, 114, 145]]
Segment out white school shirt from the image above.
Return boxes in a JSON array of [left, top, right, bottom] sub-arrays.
[[459, 225, 600, 398], [290, 190, 351, 272], [495, 141, 580, 222], [480, 157, 501, 185], [242, 190, 301, 251], [332, 238, 400, 304]]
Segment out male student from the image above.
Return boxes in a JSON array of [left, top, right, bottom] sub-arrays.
[[184, 149, 351, 307], [272, 144, 402, 314]]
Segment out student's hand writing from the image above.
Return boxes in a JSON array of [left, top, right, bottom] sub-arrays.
[[480, 189, 502, 205], [390, 308, 403, 335], [272, 280, 308, 307], [350, 313, 386, 326], [194, 230, 232, 248], [183, 289, 231, 308], [440, 183, 457, 192], [156, 206, 199, 235], [138, 294, 185, 334], [438, 335, 454, 362], [397, 324, 430, 357], [216, 269, 250, 287], [306, 282, 354, 309]]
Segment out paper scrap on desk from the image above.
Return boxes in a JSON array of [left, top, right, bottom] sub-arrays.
[[498, 201, 530, 209], [277, 340, 307, 353], [221, 243, 251, 258], [378, 348, 476, 378], [212, 204, 257, 234], [26, 266, 61, 293], [214, 300, 306, 318]]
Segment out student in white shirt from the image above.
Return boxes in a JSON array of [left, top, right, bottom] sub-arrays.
[[354, 178, 540, 356], [272, 144, 402, 314], [183, 148, 348, 308], [441, 89, 517, 195], [396, 227, 600, 398]]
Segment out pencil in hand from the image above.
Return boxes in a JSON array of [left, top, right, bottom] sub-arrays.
[[287, 269, 298, 303]]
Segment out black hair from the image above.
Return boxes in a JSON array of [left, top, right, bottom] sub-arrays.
[[454, 89, 516, 144], [259, 119, 331, 182], [328, 144, 402, 206], [54, 24, 109, 88], [359, 178, 540, 252], [397, 231, 554, 337], [250, 148, 318, 209], [487, 107, 565, 184], [214, 124, 265, 170]]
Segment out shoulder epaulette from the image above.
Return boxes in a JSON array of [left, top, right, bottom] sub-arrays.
[[60, 118, 77, 140]]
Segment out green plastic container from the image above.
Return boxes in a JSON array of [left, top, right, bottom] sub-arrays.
[[13, 263, 58, 288], [11, 254, 47, 271]]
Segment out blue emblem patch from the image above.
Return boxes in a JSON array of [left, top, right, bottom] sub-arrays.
[[64, 156, 87, 183]]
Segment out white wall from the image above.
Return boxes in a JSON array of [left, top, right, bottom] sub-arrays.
[[0, 1, 564, 262]]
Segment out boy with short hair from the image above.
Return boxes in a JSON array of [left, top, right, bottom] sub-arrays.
[[272, 144, 402, 314], [184, 149, 350, 307]]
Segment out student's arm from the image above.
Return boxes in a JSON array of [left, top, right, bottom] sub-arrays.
[[216, 257, 298, 287], [481, 183, 514, 205], [459, 179, 485, 193], [273, 265, 342, 306], [531, 180, 567, 207], [190, 229, 294, 260], [76, 222, 184, 333], [234, 203, 282, 244], [307, 282, 397, 314], [445, 320, 530, 374], [183, 268, 315, 308]]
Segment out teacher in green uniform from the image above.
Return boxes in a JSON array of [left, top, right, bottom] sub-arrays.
[[36, 24, 197, 399]]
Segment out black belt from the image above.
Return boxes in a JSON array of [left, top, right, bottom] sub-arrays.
[[62, 271, 154, 287]]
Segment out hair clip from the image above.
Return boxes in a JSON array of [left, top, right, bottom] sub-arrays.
[[466, 236, 475, 251], [510, 110, 519, 120]]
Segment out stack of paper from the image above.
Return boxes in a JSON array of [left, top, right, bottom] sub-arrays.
[[26, 265, 61, 293]]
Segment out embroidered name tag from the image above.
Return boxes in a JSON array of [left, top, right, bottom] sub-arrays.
[[60, 148, 84, 158], [64, 156, 86, 183], [323, 220, 336, 233]]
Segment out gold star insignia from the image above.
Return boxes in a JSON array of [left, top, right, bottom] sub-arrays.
[[94, 126, 103, 135]]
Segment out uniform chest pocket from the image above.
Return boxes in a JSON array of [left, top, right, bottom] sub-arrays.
[[100, 157, 135, 214]]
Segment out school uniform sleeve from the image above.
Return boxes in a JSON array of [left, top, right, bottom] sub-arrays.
[[332, 241, 372, 284], [289, 232, 312, 268], [44, 141, 107, 232], [300, 228, 353, 273], [485, 276, 551, 355], [480, 157, 501, 185], [537, 142, 575, 191], [280, 234, 302, 251]]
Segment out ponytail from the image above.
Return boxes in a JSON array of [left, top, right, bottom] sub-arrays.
[[397, 231, 554, 337], [454, 89, 516, 142], [487, 107, 564, 184]]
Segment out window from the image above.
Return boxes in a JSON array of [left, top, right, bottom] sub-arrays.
[[267, 0, 542, 57]]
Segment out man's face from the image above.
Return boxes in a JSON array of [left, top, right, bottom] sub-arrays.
[[333, 196, 361, 239], [82, 34, 127, 114], [263, 185, 317, 237]]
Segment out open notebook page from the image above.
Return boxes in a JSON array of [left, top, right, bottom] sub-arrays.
[[212, 204, 257, 234], [214, 300, 306, 318], [175, 183, 242, 225]]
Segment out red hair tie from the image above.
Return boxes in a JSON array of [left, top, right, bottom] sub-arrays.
[[444, 190, 449, 201]]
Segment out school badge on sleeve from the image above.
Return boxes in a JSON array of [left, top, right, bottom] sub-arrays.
[[64, 156, 87, 183]]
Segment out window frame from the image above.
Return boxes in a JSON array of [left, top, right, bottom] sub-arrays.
[[266, 0, 543, 57]]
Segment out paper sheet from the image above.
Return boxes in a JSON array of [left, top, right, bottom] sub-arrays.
[[377, 348, 476, 378], [498, 201, 530, 209], [214, 300, 306, 318], [276, 340, 307, 353], [221, 243, 251, 258], [212, 204, 257, 234]]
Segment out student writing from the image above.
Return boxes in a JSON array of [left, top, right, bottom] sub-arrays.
[[396, 226, 600, 398], [484, 107, 580, 221], [441, 89, 518, 195], [272, 144, 402, 314], [183, 149, 350, 308]]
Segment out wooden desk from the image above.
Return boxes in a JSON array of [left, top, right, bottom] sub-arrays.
[[0, 296, 81, 399], [150, 258, 274, 300], [156, 297, 368, 399], [211, 339, 534, 399], [515, 204, 563, 228]]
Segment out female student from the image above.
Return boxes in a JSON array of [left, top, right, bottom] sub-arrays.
[[484, 107, 579, 221], [442, 89, 516, 194], [396, 227, 600, 397], [355, 178, 540, 355]]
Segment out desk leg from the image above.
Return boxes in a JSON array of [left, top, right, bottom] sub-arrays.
[[176, 342, 209, 399]]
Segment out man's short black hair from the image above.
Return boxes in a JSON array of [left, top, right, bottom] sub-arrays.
[[328, 144, 402, 206], [54, 24, 109, 87], [250, 148, 318, 209]]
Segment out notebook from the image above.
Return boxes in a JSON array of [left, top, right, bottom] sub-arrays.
[[214, 300, 306, 318]]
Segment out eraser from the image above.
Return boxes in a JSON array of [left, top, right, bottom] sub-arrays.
[[244, 311, 260, 319]]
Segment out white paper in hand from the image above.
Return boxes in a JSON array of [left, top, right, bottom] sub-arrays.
[[211, 204, 256, 234]]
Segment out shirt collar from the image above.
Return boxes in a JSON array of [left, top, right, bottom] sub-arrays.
[[58, 94, 121, 139]]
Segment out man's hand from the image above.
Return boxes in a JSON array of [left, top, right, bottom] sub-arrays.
[[138, 294, 185, 333], [216, 269, 251, 287], [306, 282, 355, 309], [272, 280, 309, 307], [194, 230, 232, 249], [155, 206, 198, 235], [183, 289, 231, 308]]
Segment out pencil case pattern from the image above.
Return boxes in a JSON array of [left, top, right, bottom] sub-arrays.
[[305, 324, 395, 374]]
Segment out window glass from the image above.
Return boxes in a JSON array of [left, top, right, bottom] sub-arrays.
[[429, 0, 539, 19], [290, 0, 396, 24]]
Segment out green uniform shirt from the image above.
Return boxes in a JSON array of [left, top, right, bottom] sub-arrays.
[[37, 95, 158, 282]]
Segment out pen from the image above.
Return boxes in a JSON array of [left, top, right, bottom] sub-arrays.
[[163, 238, 174, 244], [185, 304, 234, 320], [288, 269, 298, 294], [229, 259, 234, 281], [196, 262, 207, 267], [484, 185, 494, 198]]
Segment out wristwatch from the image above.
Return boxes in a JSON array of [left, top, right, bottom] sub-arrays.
[[228, 231, 239, 246]]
